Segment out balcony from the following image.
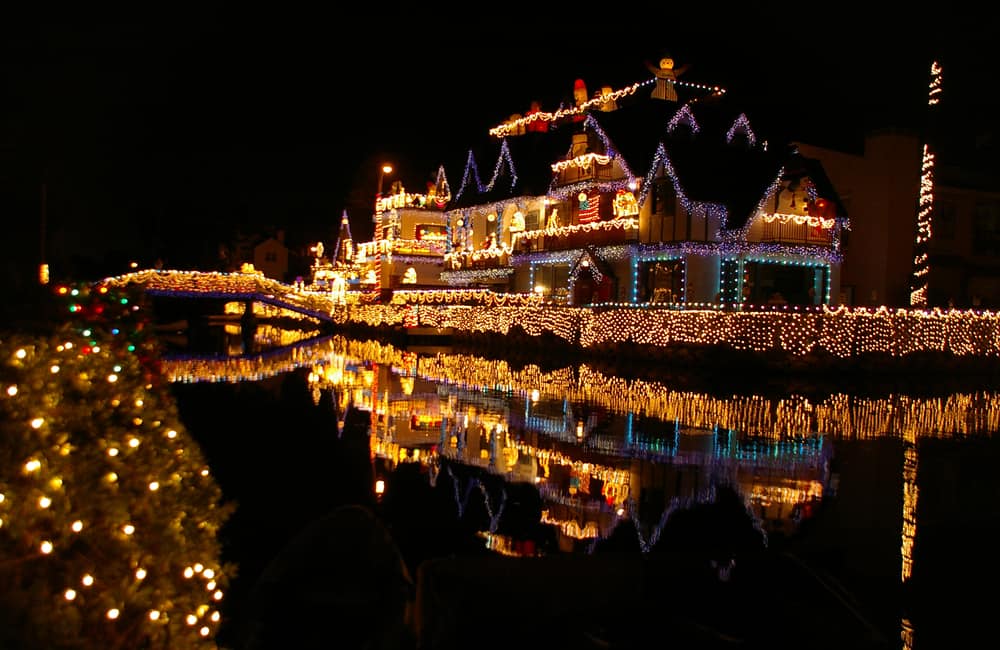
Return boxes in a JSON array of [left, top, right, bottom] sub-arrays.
[[512, 218, 639, 254], [444, 246, 512, 271], [752, 215, 835, 247]]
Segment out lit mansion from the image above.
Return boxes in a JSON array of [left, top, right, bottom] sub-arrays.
[[314, 67, 849, 309]]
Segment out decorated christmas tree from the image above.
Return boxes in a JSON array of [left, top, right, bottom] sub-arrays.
[[0, 282, 235, 649]]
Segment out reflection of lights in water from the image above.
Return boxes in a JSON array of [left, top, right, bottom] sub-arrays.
[[166, 330, 998, 561], [162, 332, 1000, 448], [901, 617, 914, 650], [901, 428, 918, 583]]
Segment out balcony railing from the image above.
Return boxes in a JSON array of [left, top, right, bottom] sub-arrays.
[[512, 218, 639, 254], [357, 238, 446, 260], [444, 246, 512, 271]]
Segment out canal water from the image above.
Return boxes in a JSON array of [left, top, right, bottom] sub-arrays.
[[162, 322, 1000, 650]]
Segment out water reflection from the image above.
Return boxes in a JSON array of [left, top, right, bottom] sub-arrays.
[[164, 329, 1000, 649]]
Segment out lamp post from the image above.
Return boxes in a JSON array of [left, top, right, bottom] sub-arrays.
[[375, 163, 393, 216], [373, 163, 393, 300]]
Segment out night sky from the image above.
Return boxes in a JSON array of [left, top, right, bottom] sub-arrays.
[[1, 10, 994, 289]]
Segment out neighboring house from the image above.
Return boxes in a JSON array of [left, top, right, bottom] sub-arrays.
[[798, 130, 1000, 308], [227, 229, 289, 281], [315, 170, 453, 294], [930, 177, 1000, 308], [436, 76, 849, 308], [795, 131, 923, 307], [253, 235, 289, 282], [357, 165, 452, 293]]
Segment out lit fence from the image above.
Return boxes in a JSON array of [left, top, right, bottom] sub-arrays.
[[109, 269, 1000, 360]]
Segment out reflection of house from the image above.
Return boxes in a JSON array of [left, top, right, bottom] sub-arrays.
[[436, 71, 849, 307], [368, 376, 832, 547]]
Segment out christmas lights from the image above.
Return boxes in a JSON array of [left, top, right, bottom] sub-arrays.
[[666, 103, 700, 134], [725, 113, 757, 146], [488, 80, 653, 137], [483, 138, 518, 193], [550, 153, 612, 173], [454, 150, 486, 200], [910, 61, 942, 307], [1, 284, 232, 649], [440, 268, 515, 284], [116, 269, 1000, 364]]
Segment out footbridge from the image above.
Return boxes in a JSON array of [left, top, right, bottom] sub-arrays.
[[102, 269, 342, 322]]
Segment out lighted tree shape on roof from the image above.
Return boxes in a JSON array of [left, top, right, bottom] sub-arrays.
[[0, 284, 234, 649], [433, 164, 452, 208], [334, 209, 354, 265]]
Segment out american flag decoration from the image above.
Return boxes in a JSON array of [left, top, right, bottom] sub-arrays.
[[578, 191, 601, 224]]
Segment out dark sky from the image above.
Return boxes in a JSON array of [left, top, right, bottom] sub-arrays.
[[1, 10, 994, 284]]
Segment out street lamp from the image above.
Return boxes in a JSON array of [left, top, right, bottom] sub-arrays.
[[376, 163, 393, 202], [373, 163, 393, 299]]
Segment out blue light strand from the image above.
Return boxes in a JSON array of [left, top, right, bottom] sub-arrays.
[[455, 149, 485, 200], [638, 142, 692, 213], [483, 138, 519, 193], [725, 113, 757, 147], [445, 466, 508, 533], [667, 103, 700, 134]]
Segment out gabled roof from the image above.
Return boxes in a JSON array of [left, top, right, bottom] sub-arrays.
[[585, 99, 677, 176], [785, 151, 850, 221], [658, 135, 787, 230], [448, 130, 573, 210], [569, 246, 616, 284], [504, 129, 574, 196], [433, 68, 849, 231]]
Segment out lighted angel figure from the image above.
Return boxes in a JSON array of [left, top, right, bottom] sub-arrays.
[[647, 54, 690, 102]]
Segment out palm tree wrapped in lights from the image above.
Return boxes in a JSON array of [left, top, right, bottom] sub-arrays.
[[0, 284, 235, 649]]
